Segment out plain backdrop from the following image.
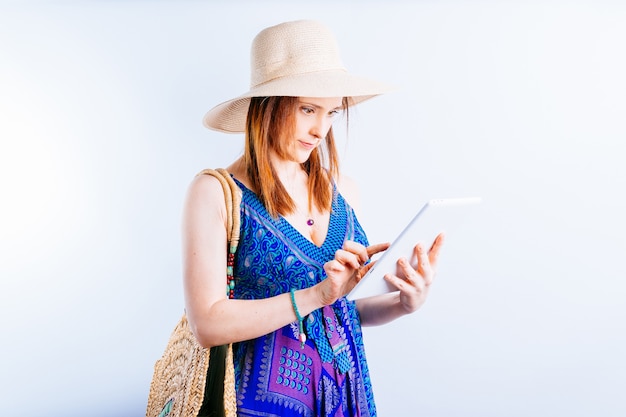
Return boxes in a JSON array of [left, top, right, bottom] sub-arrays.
[[1, 1, 625, 416]]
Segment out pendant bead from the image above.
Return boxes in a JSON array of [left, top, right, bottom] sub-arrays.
[[306, 218, 314, 226]]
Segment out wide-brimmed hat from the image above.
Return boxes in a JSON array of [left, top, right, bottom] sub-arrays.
[[203, 20, 392, 133]]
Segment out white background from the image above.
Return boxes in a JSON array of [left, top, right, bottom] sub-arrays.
[[1, 1, 625, 416]]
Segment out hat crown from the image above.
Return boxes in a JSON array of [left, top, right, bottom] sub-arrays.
[[250, 20, 346, 88], [204, 20, 390, 133]]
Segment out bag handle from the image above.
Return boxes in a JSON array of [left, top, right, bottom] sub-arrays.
[[197, 168, 242, 299], [197, 168, 241, 245], [195, 168, 240, 416]]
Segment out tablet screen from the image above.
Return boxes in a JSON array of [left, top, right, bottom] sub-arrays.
[[346, 197, 482, 301]]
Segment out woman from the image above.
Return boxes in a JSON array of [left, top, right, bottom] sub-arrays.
[[183, 20, 443, 417]]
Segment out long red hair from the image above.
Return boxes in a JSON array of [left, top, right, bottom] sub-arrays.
[[243, 96, 348, 218]]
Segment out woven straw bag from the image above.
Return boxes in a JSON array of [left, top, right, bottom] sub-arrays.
[[146, 169, 240, 417]]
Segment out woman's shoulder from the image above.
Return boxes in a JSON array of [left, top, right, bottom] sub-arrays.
[[189, 158, 247, 196], [185, 171, 229, 215]]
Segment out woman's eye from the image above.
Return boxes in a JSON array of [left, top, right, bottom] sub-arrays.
[[301, 107, 314, 114], [329, 110, 340, 117]]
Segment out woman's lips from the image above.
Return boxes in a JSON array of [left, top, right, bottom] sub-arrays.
[[298, 140, 316, 150]]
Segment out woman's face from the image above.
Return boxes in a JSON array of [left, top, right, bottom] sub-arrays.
[[280, 96, 343, 164]]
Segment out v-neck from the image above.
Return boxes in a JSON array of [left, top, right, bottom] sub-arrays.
[[232, 176, 337, 251], [280, 210, 334, 249]]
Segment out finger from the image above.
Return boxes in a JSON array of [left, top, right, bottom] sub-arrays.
[[324, 260, 346, 273], [383, 269, 425, 293], [414, 244, 434, 285], [342, 240, 370, 265], [383, 273, 408, 292], [366, 242, 390, 259], [334, 249, 361, 269], [355, 260, 376, 283], [396, 257, 422, 287], [428, 233, 445, 268]]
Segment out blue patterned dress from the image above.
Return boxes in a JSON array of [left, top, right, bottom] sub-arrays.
[[230, 177, 376, 417]]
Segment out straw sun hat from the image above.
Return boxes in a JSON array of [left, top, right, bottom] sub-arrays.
[[203, 19, 392, 133]]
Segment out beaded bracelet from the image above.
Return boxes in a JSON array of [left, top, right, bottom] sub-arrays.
[[289, 289, 306, 348]]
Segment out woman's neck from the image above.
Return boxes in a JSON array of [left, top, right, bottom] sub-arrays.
[[269, 154, 309, 195]]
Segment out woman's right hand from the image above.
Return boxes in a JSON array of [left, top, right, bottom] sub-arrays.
[[317, 241, 390, 305]]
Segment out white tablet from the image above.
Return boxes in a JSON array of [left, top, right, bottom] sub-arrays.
[[346, 197, 482, 301]]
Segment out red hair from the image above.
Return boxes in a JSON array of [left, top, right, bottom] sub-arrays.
[[244, 96, 348, 218]]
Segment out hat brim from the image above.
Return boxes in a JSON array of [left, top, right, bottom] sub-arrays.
[[203, 70, 393, 133]]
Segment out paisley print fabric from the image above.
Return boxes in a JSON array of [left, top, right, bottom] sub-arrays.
[[230, 177, 376, 417]]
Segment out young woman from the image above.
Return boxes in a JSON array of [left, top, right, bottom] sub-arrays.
[[183, 20, 443, 417]]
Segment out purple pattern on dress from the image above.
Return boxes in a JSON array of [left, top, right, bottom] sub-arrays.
[[230, 177, 376, 417]]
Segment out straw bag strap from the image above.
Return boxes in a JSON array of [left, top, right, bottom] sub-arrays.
[[197, 168, 242, 249], [195, 168, 240, 417]]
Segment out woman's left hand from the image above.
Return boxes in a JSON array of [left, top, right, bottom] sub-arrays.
[[384, 233, 445, 313]]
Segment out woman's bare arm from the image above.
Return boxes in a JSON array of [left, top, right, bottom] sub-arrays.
[[182, 174, 325, 347]]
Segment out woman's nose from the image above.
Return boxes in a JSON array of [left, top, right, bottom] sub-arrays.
[[311, 116, 331, 139]]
